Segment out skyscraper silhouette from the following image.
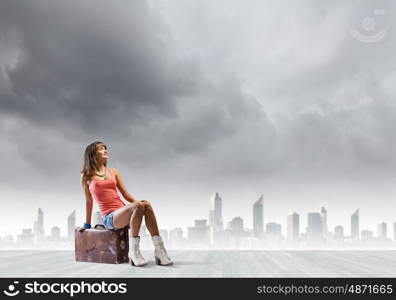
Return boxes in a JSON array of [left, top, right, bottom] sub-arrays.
[[209, 192, 223, 230], [320, 206, 328, 235], [334, 225, 344, 245], [209, 192, 224, 245], [51, 226, 61, 242], [169, 227, 184, 249], [188, 220, 210, 245], [67, 210, 76, 241], [33, 208, 44, 242], [351, 209, 359, 241], [253, 195, 264, 238], [377, 222, 387, 242], [307, 212, 323, 245], [229, 217, 244, 237], [361, 230, 374, 245], [17, 229, 34, 246], [266, 222, 281, 236], [287, 212, 299, 242]]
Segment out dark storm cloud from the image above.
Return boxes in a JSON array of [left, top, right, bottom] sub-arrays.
[[0, 0, 271, 190], [0, 0, 181, 131], [159, 0, 396, 181]]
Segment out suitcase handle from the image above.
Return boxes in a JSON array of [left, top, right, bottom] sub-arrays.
[[94, 224, 106, 229]]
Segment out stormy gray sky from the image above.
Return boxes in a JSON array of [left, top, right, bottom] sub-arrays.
[[1, 0, 395, 238]]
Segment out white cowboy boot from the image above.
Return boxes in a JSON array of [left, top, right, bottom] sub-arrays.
[[128, 236, 148, 267], [152, 235, 173, 266]]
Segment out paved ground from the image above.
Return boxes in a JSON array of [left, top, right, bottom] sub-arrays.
[[1, 250, 396, 277]]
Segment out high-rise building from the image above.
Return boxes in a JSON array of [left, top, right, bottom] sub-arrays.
[[253, 195, 264, 238], [307, 212, 323, 243], [229, 217, 244, 237], [188, 220, 210, 244], [266, 222, 282, 236], [33, 208, 44, 242], [169, 227, 184, 240], [51, 226, 61, 241], [209, 192, 223, 230], [334, 225, 344, 243], [170, 227, 183, 240], [17, 229, 34, 246], [320, 206, 328, 235], [361, 230, 374, 245], [287, 212, 299, 241], [68, 210, 76, 241], [377, 222, 387, 240], [351, 209, 359, 241], [169, 227, 184, 249], [209, 192, 224, 245]]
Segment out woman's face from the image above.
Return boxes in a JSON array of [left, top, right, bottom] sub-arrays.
[[95, 144, 109, 162]]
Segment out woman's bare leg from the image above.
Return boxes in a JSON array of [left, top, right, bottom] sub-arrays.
[[112, 202, 145, 237], [130, 204, 145, 237], [140, 200, 160, 236]]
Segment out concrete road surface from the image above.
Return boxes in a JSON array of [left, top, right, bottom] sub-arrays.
[[1, 250, 395, 277]]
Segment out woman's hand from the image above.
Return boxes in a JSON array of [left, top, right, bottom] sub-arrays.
[[82, 223, 91, 229], [77, 223, 91, 232]]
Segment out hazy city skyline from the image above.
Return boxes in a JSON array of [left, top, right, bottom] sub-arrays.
[[2, 192, 396, 250]]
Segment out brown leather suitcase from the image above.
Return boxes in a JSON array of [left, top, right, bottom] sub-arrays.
[[74, 224, 129, 264]]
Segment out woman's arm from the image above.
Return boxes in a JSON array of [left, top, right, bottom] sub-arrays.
[[80, 174, 93, 225], [113, 168, 138, 203]]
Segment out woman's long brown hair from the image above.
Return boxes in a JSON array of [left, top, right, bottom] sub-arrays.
[[81, 141, 107, 178]]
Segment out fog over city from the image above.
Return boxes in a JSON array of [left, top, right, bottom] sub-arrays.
[[1, 0, 396, 248]]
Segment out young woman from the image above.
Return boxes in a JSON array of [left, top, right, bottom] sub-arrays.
[[79, 141, 173, 267]]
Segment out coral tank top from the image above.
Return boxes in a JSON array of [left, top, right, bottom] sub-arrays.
[[89, 168, 125, 216]]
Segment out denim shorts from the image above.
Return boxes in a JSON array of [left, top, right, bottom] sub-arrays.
[[102, 211, 130, 230], [102, 211, 116, 230]]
